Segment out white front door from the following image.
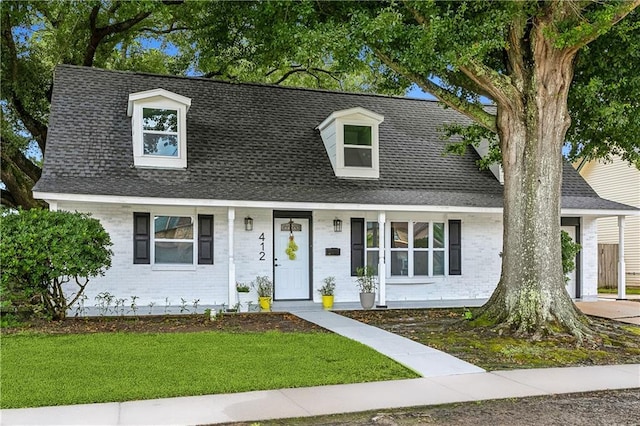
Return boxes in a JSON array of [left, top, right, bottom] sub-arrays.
[[561, 225, 577, 298], [274, 217, 310, 300]]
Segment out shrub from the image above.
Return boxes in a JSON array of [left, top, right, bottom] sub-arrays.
[[0, 209, 113, 320], [561, 230, 581, 280]]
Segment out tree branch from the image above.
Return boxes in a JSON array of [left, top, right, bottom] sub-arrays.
[[0, 154, 45, 209], [1, 12, 48, 149], [373, 48, 497, 132], [273, 68, 309, 84], [83, 9, 153, 66], [67, 277, 89, 308], [2, 147, 41, 183], [139, 24, 189, 34], [458, 59, 518, 109], [402, 0, 429, 25], [1, 188, 18, 209], [564, 0, 640, 52]]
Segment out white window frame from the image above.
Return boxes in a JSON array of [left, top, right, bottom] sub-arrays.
[[317, 107, 383, 179], [369, 220, 447, 279], [128, 89, 191, 169], [365, 221, 380, 271], [151, 212, 197, 270], [338, 119, 379, 176]]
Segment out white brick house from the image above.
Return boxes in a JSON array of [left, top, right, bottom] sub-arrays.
[[33, 66, 637, 309]]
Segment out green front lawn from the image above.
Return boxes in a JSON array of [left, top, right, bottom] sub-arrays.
[[599, 287, 640, 295], [1, 331, 417, 408]]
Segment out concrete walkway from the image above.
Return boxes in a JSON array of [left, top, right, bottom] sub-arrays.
[[292, 309, 484, 377], [2, 364, 638, 425], [576, 299, 640, 325]]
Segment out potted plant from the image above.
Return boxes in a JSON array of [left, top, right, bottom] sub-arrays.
[[318, 276, 336, 310], [355, 266, 377, 310], [236, 281, 252, 313], [252, 275, 273, 312]]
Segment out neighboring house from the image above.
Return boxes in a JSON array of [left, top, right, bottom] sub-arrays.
[[33, 65, 637, 308], [577, 156, 640, 287]]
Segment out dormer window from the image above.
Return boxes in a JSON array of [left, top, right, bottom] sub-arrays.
[[344, 125, 372, 167], [142, 108, 179, 157], [318, 107, 384, 179], [128, 89, 191, 169]]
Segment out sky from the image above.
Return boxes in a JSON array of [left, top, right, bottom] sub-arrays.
[[405, 84, 437, 100]]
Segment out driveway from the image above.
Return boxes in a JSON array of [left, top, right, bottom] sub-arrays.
[[575, 299, 640, 325]]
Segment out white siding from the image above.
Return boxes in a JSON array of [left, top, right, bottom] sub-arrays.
[[580, 157, 640, 285], [581, 216, 599, 300], [56, 202, 600, 308], [319, 125, 337, 171]]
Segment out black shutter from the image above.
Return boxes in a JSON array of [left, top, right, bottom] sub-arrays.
[[198, 214, 214, 265], [449, 220, 462, 275], [133, 212, 150, 264], [351, 218, 365, 276]]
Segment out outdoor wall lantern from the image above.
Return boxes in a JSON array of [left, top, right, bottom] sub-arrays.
[[333, 218, 343, 232], [244, 216, 253, 231]]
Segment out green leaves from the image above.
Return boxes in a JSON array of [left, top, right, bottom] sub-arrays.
[[0, 209, 113, 319], [567, 9, 640, 167]]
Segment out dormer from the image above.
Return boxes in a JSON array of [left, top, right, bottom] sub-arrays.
[[317, 107, 384, 179], [128, 89, 191, 169], [473, 139, 504, 185]]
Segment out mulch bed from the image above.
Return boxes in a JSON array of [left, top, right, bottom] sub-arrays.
[[340, 308, 640, 369], [2, 312, 328, 335]]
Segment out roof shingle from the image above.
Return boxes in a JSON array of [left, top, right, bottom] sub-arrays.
[[34, 65, 634, 211]]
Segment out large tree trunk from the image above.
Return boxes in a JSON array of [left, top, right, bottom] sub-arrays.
[[479, 22, 591, 340]]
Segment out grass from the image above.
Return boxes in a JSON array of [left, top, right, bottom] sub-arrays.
[[0, 331, 417, 408], [598, 287, 640, 295]]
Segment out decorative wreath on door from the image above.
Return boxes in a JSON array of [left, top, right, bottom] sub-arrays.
[[285, 219, 298, 260]]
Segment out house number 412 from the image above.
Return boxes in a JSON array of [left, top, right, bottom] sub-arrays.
[[258, 233, 266, 261]]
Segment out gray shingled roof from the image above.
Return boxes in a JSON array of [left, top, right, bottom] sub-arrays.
[[34, 65, 634, 211]]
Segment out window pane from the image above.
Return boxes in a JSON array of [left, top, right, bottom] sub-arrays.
[[344, 147, 372, 167], [143, 108, 178, 132], [154, 216, 193, 239], [391, 251, 409, 276], [344, 125, 371, 146], [155, 242, 193, 264], [414, 222, 429, 248], [433, 251, 445, 275], [434, 223, 445, 248], [391, 222, 408, 248], [366, 222, 379, 248], [366, 251, 379, 273], [143, 134, 179, 156], [414, 251, 428, 276]]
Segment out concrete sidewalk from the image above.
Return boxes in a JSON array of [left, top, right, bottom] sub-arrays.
[[2, 364, 638, 425]]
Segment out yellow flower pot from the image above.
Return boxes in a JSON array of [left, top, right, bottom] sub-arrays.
[[258, 296, 272, 312], [321, 295, 334, 310]]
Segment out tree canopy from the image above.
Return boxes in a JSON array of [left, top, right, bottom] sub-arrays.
[[1, 0, 402, 209], [3, 1, 638, 210]]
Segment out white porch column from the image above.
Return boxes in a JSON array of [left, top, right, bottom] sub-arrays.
[[617, 216, 626, 300], [48, 201, 58, 211], [228, 207, 236, 307], [377, 211, 387, 308]]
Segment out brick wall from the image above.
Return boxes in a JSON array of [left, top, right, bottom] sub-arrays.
[[57, 202, 597, 308]]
